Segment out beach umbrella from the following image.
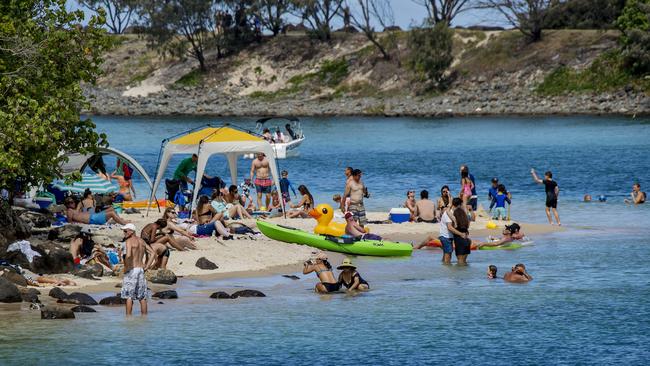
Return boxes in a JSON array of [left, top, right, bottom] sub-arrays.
[[51, 173, 120, 194]]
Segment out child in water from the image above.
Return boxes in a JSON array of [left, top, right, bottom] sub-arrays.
[[491, 184, 511, 220], [487, 265, 498, 279]]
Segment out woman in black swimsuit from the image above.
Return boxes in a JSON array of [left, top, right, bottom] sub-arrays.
[[337, 258, 369, 291], [303, 252, 340, 293]]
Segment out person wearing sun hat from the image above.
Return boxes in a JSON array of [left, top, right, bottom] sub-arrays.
[[337, 258, 369, 292]]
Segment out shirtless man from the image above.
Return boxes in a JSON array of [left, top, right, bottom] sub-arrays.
[[64, 197, 128, 225], [339, 167, 354, 212], [415, 190, 437, 223], [503, 263, 533, 283], [120, 224, 155, 315], [345, 212, 381, 241], [625, 183, 646, 205], [250, 153, 273, 209], [140, 218, 186, 252], [344, 169, 368, 226], [404, 190, 416, 221]]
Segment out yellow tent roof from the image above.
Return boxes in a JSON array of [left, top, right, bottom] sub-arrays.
[[170, 127, 263, 145]]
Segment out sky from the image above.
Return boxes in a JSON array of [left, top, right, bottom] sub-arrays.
[[66, 0, 508, 30]]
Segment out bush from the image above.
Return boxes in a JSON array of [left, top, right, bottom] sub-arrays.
[[616, 0, 650, 74], [544, 0, 626, 29], [406, 22, 454, 89]]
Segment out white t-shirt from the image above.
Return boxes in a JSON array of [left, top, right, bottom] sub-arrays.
[[439, 211, 453, 239]]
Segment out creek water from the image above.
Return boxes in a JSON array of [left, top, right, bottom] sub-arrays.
[[1, 115, 649, 365]]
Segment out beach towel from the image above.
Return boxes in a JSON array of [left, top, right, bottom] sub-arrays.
[[7, 240, 41, 263]]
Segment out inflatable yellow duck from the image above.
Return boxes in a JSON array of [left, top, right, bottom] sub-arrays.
[[308, 204, 347, 237]]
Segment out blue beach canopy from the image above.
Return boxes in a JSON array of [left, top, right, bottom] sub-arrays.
[[51, 173, 120, 194]]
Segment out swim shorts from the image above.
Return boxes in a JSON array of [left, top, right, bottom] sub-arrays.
[[322, 282, 341, 293], [89, 211, 107, 225], [453, 235, 472, 256], [255, 178, 273, 194], [163, 248, 170, 257], [361, 233, 382, 241], [493, 207, 507, 220], [348, 203, 368, 226], [121, 267, 148, 300], [439, 236, 454, 254], [469, 197, 478, 211], [196, 223, 215, 236], [546, 197, 558, 208]]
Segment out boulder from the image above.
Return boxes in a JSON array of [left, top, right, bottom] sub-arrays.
[[49, 287, 68, 300], [99, 295, 126, 306], [41, 305, 75, 319], [146, 269, 177, 285], [18, 210, 53, 229], [0, 277, 22, 303], [195, 257, 218, 270], [72, 265, 100, 280], [0, 205, 31, 257], [71, 305, 97, 313], [231, 290, 266, 298], [57, 292, 97, 306], [47, 224, 81, 242], [28, 241, 74, 274], [282, 275, 300, 280], [209, 291, 232, 299], [20, 288, 41, 303], [152, 290, 178, 299], [0, 267, 28, 286]]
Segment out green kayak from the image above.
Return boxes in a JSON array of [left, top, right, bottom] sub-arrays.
[[478, 243, 524, 251], [256, 220, 413, 257]]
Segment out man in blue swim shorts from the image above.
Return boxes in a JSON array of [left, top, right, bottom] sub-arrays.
[[64, 197, 128, 226]]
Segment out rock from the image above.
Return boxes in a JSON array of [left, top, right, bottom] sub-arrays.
[[152, 290, 178, 299], [0, 205, 31, 256], [195, 257, 218, 270], [20, 288, 41, 303], [282, 275, 300, 280], [146, 269, 177, 285], [157, 301, 164, 304], [28, 241, 74, 274], [0, 277, 22, 303], [41, 305, 75, 319], [231, 289, 266, 298], [49, 287, 68, 300], [47, 224, 81, 242], [71, 305, 96, 313], [0, 267, 28, 286], [99, 295, 126, 306], [209, 291, 232, 299], [18, 210, 53, 229], [89, 263, 104, 277], [57, 292, 97, 305], [72, 265, 100, 280]]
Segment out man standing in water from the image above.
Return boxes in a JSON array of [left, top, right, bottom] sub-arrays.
[[344, 169, 368, 227], [120, 224, 155, 316], [531, 169, 561, 225], [250, 153, 273, 209]]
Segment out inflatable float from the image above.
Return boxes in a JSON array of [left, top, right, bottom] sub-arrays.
[[118, 199, 174, 209]]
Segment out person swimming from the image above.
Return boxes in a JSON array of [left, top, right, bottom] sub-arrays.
[[487, 265, 498, 279], [504, 263, 533, 283]]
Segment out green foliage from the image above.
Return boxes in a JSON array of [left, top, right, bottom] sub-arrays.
[[406, 22, 454, 88], [543, 0, 626, 29], [0, 0, 110, 193], [316, 58, 349, 86], [174, 69, 203, 87], [536, 51, 649, 95], [616, 0, 650, 42], [616, 0, 650, 74]]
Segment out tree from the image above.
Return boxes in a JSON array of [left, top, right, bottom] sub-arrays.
[[0, 0, 110, 198], [139, 0, 217, 71], [413, 0, 478, 25], [543, 0, 626, 29], [479, 0, 553, 42], [78, 0, 137, 34], [294, 0, 345, 41], [254, 0, 294, 36], [348, 0, 394, 60], [617, 0, 650, 74], [407, 22, 454, 89]]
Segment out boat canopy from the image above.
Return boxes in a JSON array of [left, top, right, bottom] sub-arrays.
[[147, 125, 282, 214]]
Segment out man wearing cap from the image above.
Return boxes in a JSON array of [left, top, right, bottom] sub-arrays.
[[120, 223, 155, 316], [344, 169, 368, 227]]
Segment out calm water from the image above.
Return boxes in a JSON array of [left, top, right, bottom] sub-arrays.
[[2, 115, 650, 365]]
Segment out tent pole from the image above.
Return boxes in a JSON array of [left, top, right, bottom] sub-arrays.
[[147, 140, 166, 217]]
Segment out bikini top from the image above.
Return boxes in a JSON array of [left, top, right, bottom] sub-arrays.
[[315, 267, 332, 275]]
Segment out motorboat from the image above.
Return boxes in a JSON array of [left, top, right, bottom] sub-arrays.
[[244, 117, 305, 159]]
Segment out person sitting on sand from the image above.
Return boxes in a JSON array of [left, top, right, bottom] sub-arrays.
[[141, 218, 186, 252], [415, 190, 437, 223], [211, 190, 253, 220], [303, 252, 340, 294], [161, 208, 197, 250], [267, 190, 283, 215], [189, 196, 232, 238], [64, 196, 128, 226], [69, 230, 113, 269], [487, 265, 498, 279], [146, 241, 170, 270], [625, 183, 646, 205], [287, 185, 314, 218], [404, 190, 417, 221], [337, 258, 369, 292], [345, 212, 381, 241], [504, 263, 533, 283], [77, 189, 96, 212], [436, 186, 453, 221]]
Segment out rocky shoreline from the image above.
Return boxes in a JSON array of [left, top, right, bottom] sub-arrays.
[[84, 85, 649, 117]]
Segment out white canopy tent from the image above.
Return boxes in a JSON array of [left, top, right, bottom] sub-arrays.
[[147, 126, 282, 215]]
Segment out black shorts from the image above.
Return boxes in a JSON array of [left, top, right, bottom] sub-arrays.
[[546, 198, 558, 208], [163, 248, 170, 257], [322, 282, 341, 293], [453, 235, 472, 256], [469, 197, 477, 211]]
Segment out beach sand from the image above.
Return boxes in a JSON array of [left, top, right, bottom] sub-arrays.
[[21, 210, 562, 295]]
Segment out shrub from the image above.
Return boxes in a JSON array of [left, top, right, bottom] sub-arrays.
[[406, 22, 454, 89]]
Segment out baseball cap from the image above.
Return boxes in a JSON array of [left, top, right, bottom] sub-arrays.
[[491, 177, 499, 183], [344, 212, 353, 220], [121, 223, 136, 232]]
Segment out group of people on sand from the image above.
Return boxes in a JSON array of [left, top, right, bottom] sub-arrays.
[[303, 253, 369, 294]]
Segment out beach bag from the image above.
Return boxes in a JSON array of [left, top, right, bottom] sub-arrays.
[[165, 179, 181, 201], [174, 190, 187, 208]]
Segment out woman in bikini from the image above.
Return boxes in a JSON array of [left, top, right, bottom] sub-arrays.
[[303, 252, 340, 294], [161, 208, 197, 250], [111, 173, 135, 201], [77, 189, 96, 213], [337, 258, 369, 292], [287, 185, 314, 218], [189, 196, 231, 238], [460, 171, 474, 208]]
